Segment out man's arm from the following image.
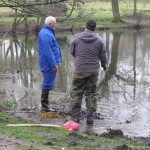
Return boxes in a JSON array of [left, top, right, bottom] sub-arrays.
[[41, 34, 57, 68], [99, 41, 108, 70], [70, 39, 76, 57]]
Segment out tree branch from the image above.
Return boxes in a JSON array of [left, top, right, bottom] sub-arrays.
[[0, 0, 67, 7]]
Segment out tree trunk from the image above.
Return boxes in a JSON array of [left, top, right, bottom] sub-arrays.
[[111, 0, 122, 23], [133, 0, 137, 16]]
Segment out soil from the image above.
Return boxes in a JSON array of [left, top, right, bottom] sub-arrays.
[[0, 133, 55, 150], [1, 97, 150, 150]]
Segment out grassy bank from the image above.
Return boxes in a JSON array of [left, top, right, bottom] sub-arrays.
[[0, 112, 149, 150], [0, 1, 150, 30], [60, 1, 150, 29]]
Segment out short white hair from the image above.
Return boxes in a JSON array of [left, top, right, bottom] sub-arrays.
[[45, 16, 56, 25]]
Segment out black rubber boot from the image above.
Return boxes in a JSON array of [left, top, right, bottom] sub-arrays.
[[70, 107, 81, 123], [87, 108, 95, 125], [41, 89, 55, 112]]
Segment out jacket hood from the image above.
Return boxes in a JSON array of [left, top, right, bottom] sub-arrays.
[[75, 29, 99, 43]]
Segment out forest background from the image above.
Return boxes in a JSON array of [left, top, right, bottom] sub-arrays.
[[0, 0, 150, 33]]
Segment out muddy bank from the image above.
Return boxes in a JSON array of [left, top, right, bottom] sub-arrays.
[[0, 110, 150, 150], [0, 23, 150, 35], [0, 68, 150, 140], [0, 133, 55, 150], [0, 24, 78, 35]]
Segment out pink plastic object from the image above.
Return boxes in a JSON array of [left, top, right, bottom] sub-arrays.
[[63, 120, 80, 130]]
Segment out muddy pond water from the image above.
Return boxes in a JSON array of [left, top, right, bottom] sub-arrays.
[[0, 29, 150, 138]]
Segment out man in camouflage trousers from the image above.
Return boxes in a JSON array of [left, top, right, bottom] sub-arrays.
[[69, 20, 108, 124]]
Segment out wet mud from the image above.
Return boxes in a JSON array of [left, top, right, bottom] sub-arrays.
[[1, 94, 150, 149], [1, 86, 150, 139]]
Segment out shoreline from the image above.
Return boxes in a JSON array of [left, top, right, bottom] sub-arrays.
[[0, 23, 150, 35]]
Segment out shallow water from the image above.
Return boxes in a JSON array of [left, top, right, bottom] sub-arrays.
[[0, 29, 150, 137]]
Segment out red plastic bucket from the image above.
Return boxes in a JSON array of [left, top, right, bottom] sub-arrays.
[[63, 120, 80, 130]]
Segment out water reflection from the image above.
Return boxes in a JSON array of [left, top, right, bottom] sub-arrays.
[[0, 29, 150, 137]]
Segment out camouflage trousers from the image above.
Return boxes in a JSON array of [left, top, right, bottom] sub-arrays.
[[70, 72, 98, 115]]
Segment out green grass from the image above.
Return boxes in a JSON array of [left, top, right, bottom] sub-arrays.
[[0, 112, 149, 150], [0, 7, 13, 12], [56, 1, 149, 31], [0, 1, 150, 28], [67, 1, 150, 18]]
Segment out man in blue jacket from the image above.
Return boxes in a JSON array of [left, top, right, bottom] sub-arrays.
[[38, 16, 62, 111]]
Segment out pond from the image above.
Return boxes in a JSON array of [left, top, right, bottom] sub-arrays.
[[0, 29, 150, 137]]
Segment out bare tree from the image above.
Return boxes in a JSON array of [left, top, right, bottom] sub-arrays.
[[0, 0, 68, 33], [0, 0, 68, 17], [111, 0, 123, 22], [133, 0, 137, 16]]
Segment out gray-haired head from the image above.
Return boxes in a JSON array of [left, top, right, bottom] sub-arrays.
[[45, 16, 56, 25]]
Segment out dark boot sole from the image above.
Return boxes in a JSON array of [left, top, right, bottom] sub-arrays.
[[41, 107, 55, 112], [87, 117, 94, 125], [87, 121, 94, 125]]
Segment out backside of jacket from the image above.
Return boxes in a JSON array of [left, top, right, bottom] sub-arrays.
[[70, 29, 107, 73], [38, 24, 62, 72]]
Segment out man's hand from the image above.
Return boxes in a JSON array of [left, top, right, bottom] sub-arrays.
[[52, 65, 58, 72], [103, 66, 107, 71]]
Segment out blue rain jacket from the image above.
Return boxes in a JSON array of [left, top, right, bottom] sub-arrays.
[[38, 24, 62, 72]]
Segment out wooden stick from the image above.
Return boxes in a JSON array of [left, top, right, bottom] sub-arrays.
[[7, 124, 62, 128]]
